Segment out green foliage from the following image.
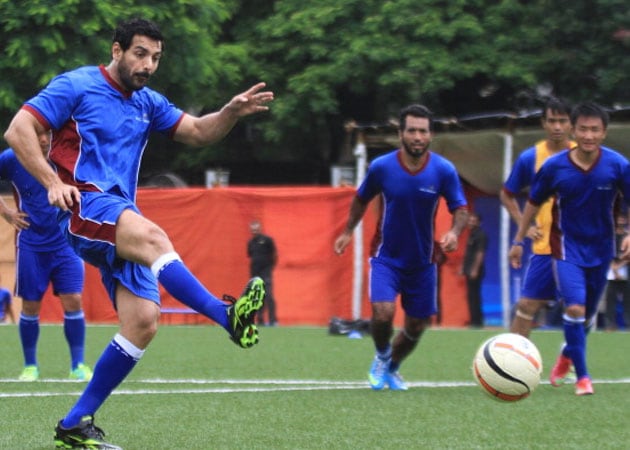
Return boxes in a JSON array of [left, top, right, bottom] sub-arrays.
[[236, 0, 628, 163], [1, 0, 628, 180], [0, 0, 239, 112]]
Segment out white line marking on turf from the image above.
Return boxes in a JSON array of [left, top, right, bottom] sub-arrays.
[[1, 378, 630, 398]]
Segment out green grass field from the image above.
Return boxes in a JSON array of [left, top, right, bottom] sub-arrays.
[[0, 324, 628, 449]]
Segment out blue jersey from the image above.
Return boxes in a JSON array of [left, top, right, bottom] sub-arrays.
[[358, 149, 467, 269], [23, 65, 184, 202], [504, 141, 574, 255], [0, 148, 67, 251], [504, 145, 540, 194], [529, 146, 630, 267]]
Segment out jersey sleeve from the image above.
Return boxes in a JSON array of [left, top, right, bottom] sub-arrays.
[[529, 163, 554, 205], [503, 149, 534, 195], [441, 162, 467, 212], [356, 160, 383, 202], [24, 73, 79, 130], [148, 91, 185, 134], [618, 155, 630, 205], [0, 149, 13, 179]]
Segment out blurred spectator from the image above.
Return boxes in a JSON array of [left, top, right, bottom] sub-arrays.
[[433, 242, 448, 325], [462, 211, 487, 328], [500, 97, 573, 336], [247, 220, 278, 326], [603, 215, 630, 330]]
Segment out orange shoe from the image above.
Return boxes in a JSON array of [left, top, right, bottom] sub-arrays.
[[549, 354, 572, 387], [575, 377, 594, 396]]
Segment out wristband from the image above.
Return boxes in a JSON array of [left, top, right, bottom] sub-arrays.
[[512, 240, 524, 247]]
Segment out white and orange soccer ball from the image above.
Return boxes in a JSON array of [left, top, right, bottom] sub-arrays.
[[472, 333, 543, 402]]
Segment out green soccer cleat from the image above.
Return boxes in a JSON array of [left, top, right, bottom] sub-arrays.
[[69, 363, 94, 382], [54, 416, 121, 449], [18, 365, 39, 382], [225, 277, 265, 348]]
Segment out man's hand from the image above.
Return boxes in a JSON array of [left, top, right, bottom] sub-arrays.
[[526, 224, 542, 241], [1, 209, 29, 230], [47, 182, 81, 211], [334, 231, 353, 255], [509, 244, 524, 269], [620, 235, 630, 261], [439, 230, 458, 253], [225, 82, 274, 118]]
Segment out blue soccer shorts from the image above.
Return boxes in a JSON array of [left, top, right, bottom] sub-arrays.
[[16, 245, 84, 301], [59, 191, 160, 306], [521, 254, 558, 300], [553, 259, 608, 320], [369, 258, 437, 319]]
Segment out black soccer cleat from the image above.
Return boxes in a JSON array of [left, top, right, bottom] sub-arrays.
[[54, 415, 122, 449]]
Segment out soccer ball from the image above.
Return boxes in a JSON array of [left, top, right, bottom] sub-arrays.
[[472, 333, 543, 402]]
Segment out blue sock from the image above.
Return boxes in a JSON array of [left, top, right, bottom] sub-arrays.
[[152, 254, 229, 329], [19, 313, 39, 366], [563, 314, 588, 379], [61, 334, 142, 428], [376, 345, 392, 361], [64, 310, 86, 370]]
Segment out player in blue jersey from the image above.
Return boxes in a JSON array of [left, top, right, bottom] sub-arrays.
[[4, 18, 272, 449], [509, 102, 630, 396], [0, 273, 15, 324], [0, 130, 93, 382], [500, 97, 574, 337], [334, 104, 468, 391]]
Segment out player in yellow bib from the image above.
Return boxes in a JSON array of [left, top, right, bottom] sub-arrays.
[[500, 98, 574, 337]]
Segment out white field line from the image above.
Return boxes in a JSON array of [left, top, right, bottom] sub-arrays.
[[1, 378, 630, 398]]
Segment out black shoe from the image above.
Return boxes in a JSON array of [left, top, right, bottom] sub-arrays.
[[54, 415, 122, 449], [225, 277, 265, 348]]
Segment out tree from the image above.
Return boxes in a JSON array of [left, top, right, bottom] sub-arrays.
[[0, 0, 244, 110], [1, 1, 628, 184]]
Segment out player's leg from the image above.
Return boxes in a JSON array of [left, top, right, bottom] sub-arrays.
[[553, 260, 595, 394], [15, 248, 48, 381], [115, 208, 264, 347], [387, 263, 436, 390], [52, 247, 92, 380], [367, 259, 398, 390], [17, 300, 41, 381], [369, 301, 395, 390], [54, 285, 156, 449], [510, 255, 556, 337], [572, 265, 608, 395], [510, 297, 547, 337], [59, 293, 93, 381]]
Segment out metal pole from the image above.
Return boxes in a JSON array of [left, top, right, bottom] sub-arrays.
[[352, 132, 367, 320], [500, 132, 513, 328]]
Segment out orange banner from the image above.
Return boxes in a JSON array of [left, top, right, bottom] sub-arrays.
[[13, 187, 470, 327]]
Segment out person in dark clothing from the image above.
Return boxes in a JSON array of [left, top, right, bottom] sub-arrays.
[[604, 214, 630, 330], [462, 212, 487, 327], [247, 220, 278, 325]]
